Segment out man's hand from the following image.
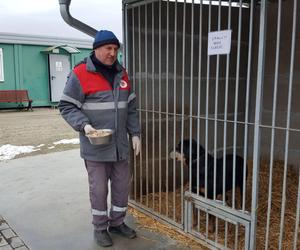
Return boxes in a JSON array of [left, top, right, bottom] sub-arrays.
[[132, 136, 141, 156], [84, 124, 96, 135]]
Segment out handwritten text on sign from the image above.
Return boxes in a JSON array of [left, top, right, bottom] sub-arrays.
[[208, 30, 232, 55]]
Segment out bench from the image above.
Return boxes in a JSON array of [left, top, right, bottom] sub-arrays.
[[0, 90, 33, 111]]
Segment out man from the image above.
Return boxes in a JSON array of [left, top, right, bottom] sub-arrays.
[[58, 30, 140, 247]]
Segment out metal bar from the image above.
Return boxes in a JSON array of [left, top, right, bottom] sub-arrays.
[[258, 124, 300, 133], [158, 0, 162, 214], [151, 2, 155, 211], [138, 111, 300, 135], [184, 199, 193, 232], [232, 1, 243, 246], [145, 3, 149, 208], [213, 0, 222, 243], [196, 0, 203, 231], [189, 0, 195, 196], [265, 0, 282, 248], [138, 5, 143, 203], [184, 198, 188, 232], [126, 0, 250, 7], [186, 191, 252, 221], [279, 0, 297, 247], [232, 0, 243, 210], [205, 0, 212, 238], [124, 6, 133, 205], [196, 0, 203, 196], [132, 7, 137, 202], [225, 221, 228, 249], [192, 209, 249, 228], [126, 0, 158, 9], [139, 109, 230, 119], [244, 221, 250, 250], [180, 0, 187, 224], [213, 0, 221, 202], [166, 0, 170, 218], [215, 215, 218, 243], [195, 210, 240, 227], [205, 0, 212, 201], [223, 0, 232, 245], [242, 0, 254, 213], [250, 0, 267, 248], [234, 225, 238, 250], [173, 0, 178, 223]]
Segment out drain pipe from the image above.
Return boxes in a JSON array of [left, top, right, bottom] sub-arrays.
[[58, 0, 97, 38]]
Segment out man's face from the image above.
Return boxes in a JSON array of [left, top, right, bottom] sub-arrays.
[[94, 44, 119, 66]]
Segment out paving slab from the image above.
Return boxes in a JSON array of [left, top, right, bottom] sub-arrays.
[[0, 150, 190, 250]]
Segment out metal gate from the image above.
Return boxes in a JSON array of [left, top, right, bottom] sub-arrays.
[[124, 0, 300, 249]]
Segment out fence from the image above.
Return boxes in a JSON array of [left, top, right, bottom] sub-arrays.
[[123, 0, 300, 249]]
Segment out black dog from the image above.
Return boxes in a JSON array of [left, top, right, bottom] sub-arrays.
[[170, 139, 247, 205]]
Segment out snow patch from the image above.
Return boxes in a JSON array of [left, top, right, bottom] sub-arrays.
[[53, 138, 79, 145], [0, 144, 40, 161], [0, 138, 79, 162]]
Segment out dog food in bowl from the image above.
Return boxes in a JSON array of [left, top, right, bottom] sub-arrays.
[[86, 129, 113, 145], [87, 130, 111, 138]]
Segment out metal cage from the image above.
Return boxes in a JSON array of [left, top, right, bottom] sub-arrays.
[[123, 0, 300, 249]]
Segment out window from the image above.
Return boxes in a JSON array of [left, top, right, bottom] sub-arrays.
[[0, 48, 4, 82]]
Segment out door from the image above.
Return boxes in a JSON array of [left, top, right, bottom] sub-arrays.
[[49, 54, 70, 102]]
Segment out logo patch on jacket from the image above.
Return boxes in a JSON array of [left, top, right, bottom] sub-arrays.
[[120, 80, 128, 89]]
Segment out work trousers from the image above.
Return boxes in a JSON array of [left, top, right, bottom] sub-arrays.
[[84, 160, 131, 231]]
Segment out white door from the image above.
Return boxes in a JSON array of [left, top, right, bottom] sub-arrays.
[[49, 54, 70, 102]]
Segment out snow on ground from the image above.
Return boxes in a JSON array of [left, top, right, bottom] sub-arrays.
[[0, 138, 79, 162], [0, 144, 40, 161], [53, 139, 79, 145]]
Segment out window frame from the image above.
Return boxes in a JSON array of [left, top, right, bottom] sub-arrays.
[[0, 48, 4, 82]]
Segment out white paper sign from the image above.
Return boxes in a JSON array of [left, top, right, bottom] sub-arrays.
[[56, 61, 63, 72], [208, 30, 232, 55]]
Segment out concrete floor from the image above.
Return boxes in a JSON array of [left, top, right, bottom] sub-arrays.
[[0, 149, 190, 250]]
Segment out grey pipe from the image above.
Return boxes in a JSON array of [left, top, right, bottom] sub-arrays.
[[58, 0, 97, 38]]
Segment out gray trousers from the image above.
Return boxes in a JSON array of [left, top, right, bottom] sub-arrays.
[[84, 160, 131, 231]]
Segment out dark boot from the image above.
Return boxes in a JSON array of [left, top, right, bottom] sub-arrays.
[[94, 229, 113, 247], [108, 223, 136, 239]]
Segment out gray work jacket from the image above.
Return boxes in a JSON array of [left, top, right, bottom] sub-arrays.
[[58, 56, 140, 162]]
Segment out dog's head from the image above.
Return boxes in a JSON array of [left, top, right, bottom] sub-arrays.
[[169, 139, 205, 167]]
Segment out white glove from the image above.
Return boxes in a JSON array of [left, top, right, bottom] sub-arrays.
[[132, 136, 141, 156], [84, 124, 96, 135]]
